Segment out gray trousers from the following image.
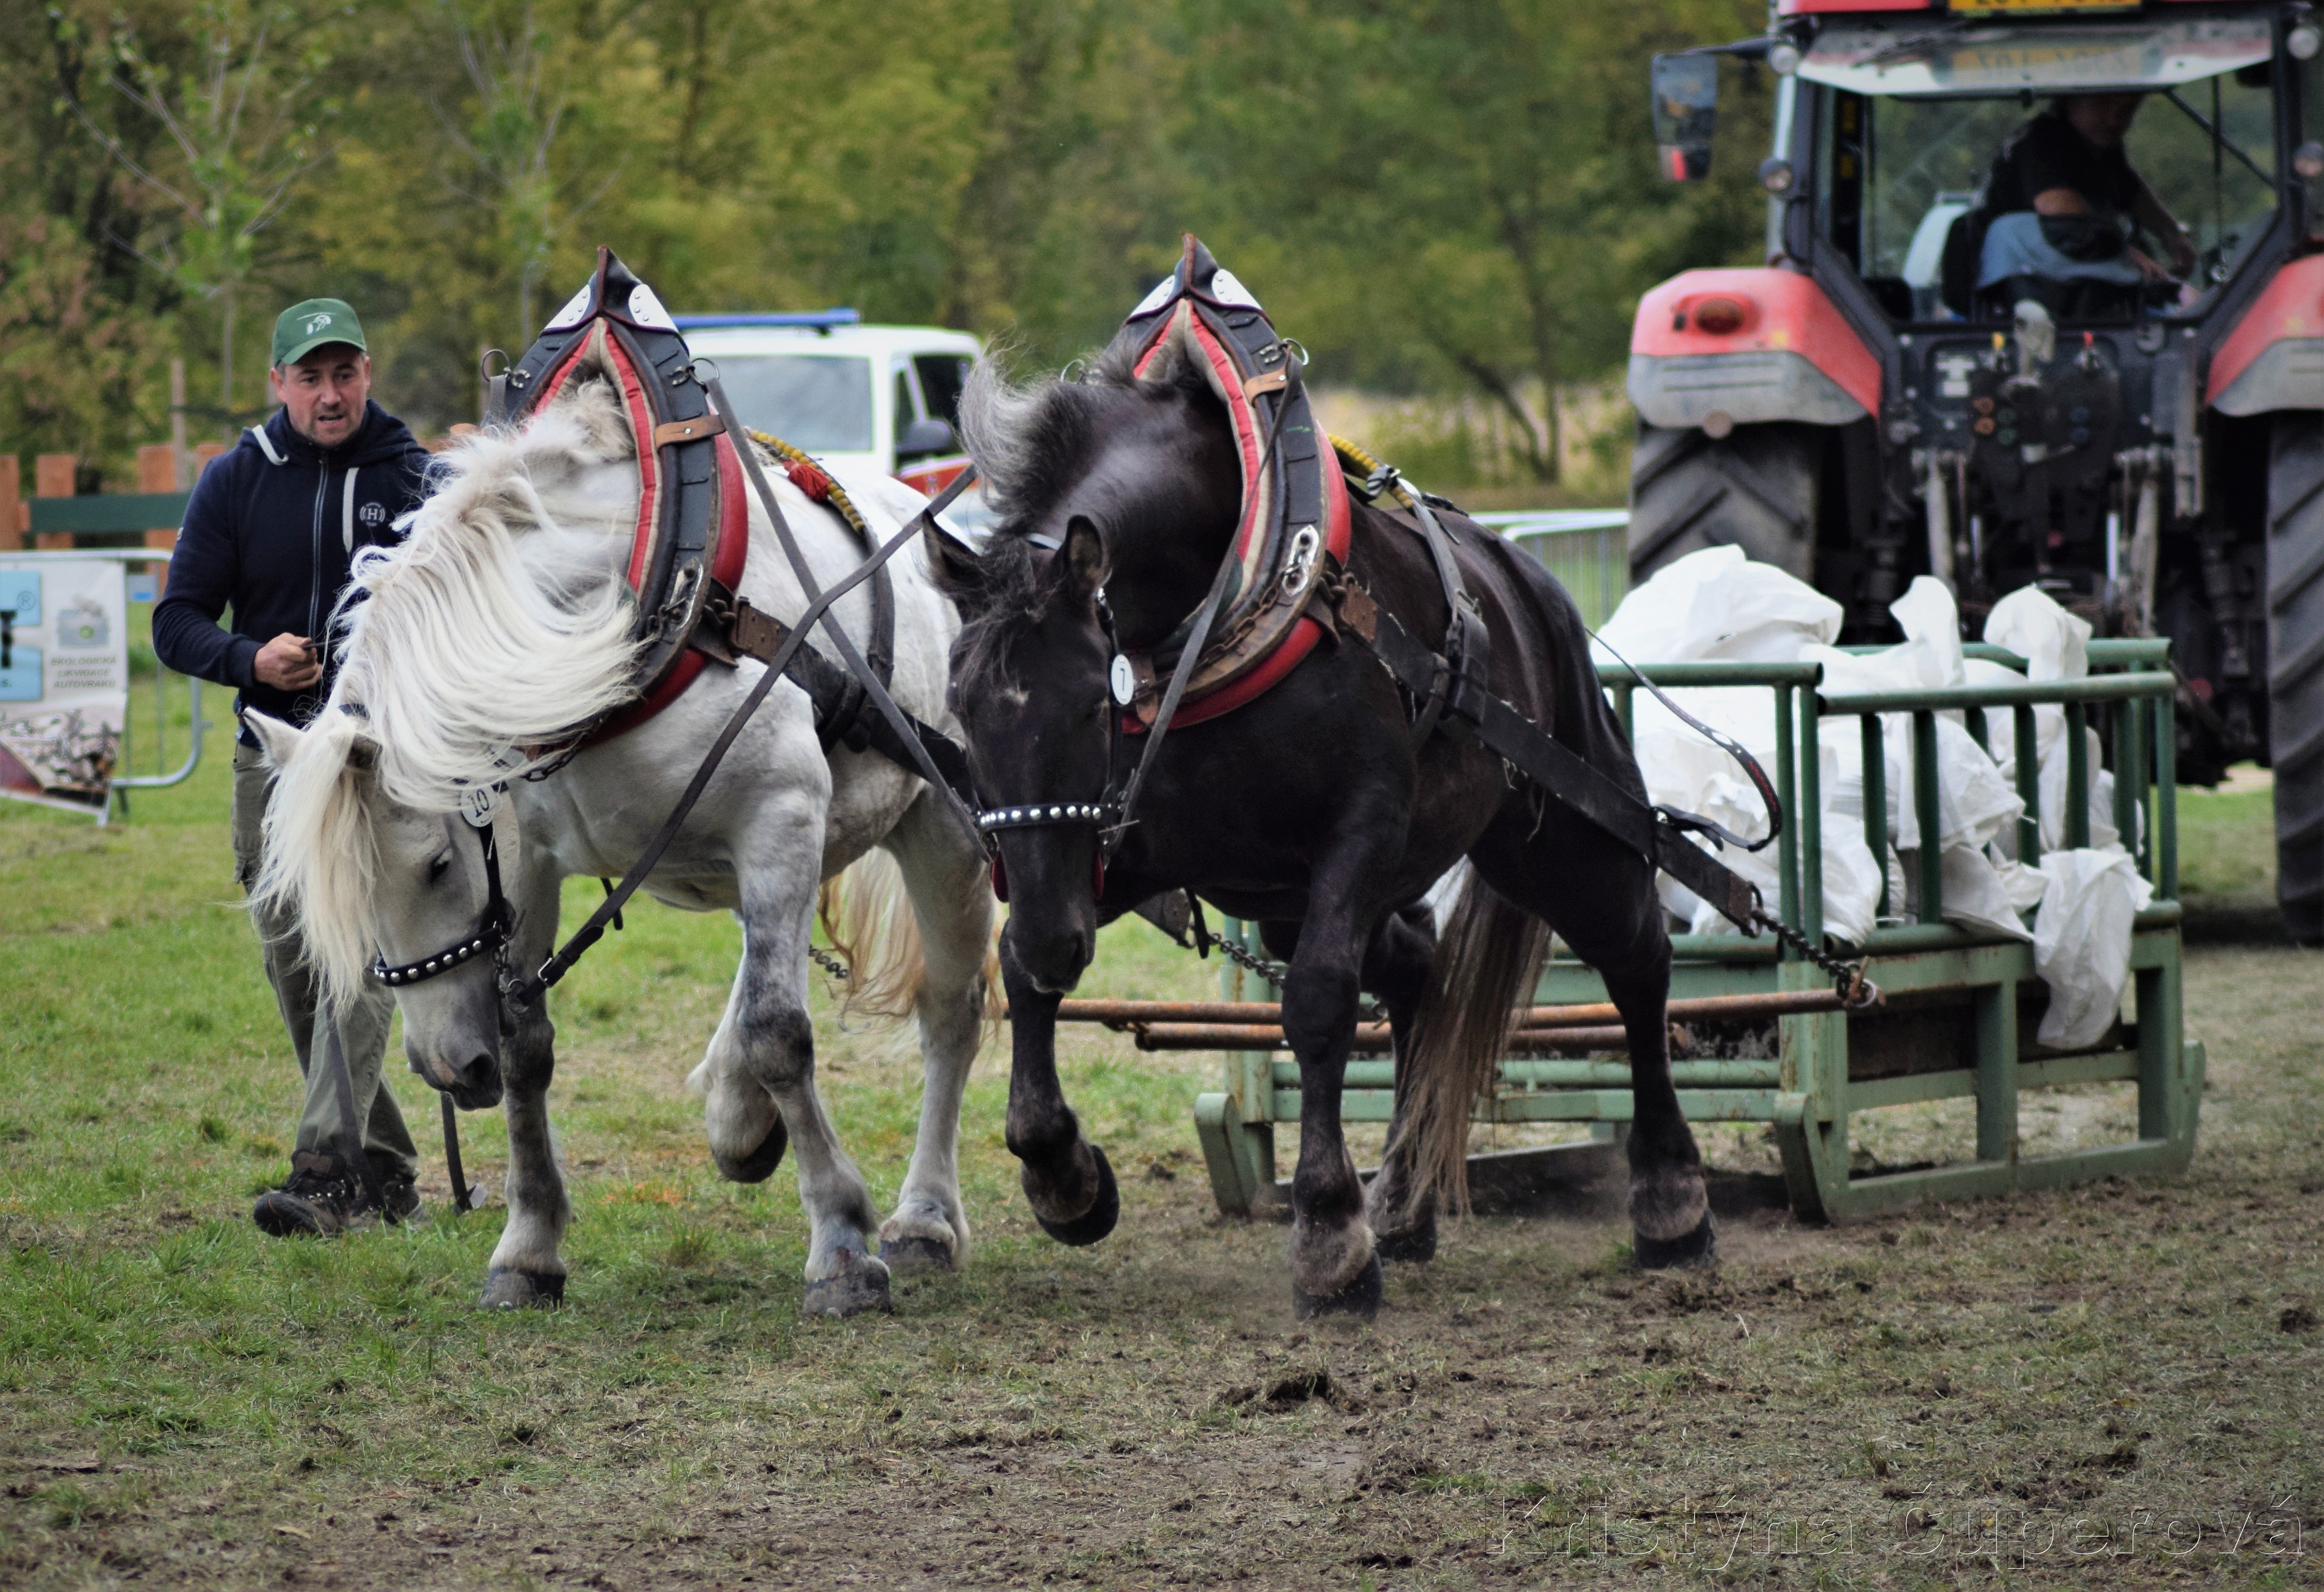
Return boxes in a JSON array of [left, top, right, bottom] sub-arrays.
[[232, 741, 419, 1182]]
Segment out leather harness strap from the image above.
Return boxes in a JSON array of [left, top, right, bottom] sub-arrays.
[[1311, 565, 1762, 934], [1328, 436, 1494, 750], [653, 414, 725, 447], [743, 428, 898, 752], [514, 474, 979, 1011], [704, 370, 982, 841], [693, 580, 971, 799], [1314, 441, 1767, 930]]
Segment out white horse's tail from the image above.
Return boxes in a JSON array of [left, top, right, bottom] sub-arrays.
[[818, 850, 927, 1021]]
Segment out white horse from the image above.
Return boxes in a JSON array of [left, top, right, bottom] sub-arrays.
[[249, 364, 992, 1317]]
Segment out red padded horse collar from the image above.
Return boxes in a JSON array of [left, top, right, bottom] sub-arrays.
[[499, 248, 750, 744], [1106, 236, 1352, 733]]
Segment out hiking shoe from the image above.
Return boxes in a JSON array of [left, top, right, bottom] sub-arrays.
[[379, 1175, 420, 1225], [252, 1153, 416, 1236]]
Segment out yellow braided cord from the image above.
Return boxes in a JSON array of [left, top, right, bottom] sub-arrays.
[[1329, 433, 1383, 476], [1328, 433, 1422, 513], [746, 428, 873, 543]]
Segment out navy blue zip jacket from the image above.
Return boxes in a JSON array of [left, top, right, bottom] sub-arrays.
[[154, 401, 432, 733]]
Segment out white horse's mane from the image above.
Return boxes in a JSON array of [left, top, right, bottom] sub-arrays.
[[253, 374, 646, 1011]]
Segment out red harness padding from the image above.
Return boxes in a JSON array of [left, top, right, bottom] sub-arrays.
[[580, 437, 751, 745], [582, 448, 870, 744], [1110, 237, 1353, 735], [500, 249, 753, 751]]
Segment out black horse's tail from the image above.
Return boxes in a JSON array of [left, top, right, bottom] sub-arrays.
[[1399, 870, 1548, 1214]]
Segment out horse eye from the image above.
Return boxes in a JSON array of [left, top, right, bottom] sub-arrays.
[[427, 853, 452, 883]]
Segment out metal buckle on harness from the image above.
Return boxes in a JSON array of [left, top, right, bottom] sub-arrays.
[[655, 563, 700, 639], [1443, 593, 1493, 727], [1280, 525, 1321, 597]]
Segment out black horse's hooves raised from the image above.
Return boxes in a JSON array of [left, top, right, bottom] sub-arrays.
[[1633, 1213, 1719, 1271], [879, 1233, 957, 1276], [1294, 1253, 1385, 1321], [1372, 1220, 1438, 1265], [712, 1114, 789, 1184], [1032, 1144, 1119, 1247], [480, 1268, 565, 1310], [802, 1253, 894, 1319]]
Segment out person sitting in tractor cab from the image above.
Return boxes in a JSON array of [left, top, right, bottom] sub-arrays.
[[1972, 94, 2198, 318]]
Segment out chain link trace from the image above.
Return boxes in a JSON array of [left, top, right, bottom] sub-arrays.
[[1209, 928, 1388, 1025], [1748, 902, 1881, 1010]]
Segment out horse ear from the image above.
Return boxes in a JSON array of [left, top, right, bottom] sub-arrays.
[[243, 710, 306, 771], [1057, 515, 1109, 604], [921, 514, 990, 613]]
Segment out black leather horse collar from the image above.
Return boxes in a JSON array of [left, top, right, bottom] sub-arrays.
[[495, 247, 747, 743], [1101, 236, 1352, 733]]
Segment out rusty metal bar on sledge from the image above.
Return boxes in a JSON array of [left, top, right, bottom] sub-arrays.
[[1129, 1022, 1638, 1053], [1032, 987, 1857, 1032]]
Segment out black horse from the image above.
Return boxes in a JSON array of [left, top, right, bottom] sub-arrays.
[[925, 338, 1714, 1316]]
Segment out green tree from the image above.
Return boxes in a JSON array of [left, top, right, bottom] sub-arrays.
[[66, 0, 335, 411], [438, 0, 618, 340], [2, 0, 1776, 477], [1175, 0, 1768, 484]]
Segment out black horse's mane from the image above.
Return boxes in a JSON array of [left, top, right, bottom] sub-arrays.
[[947, 338, 1213, 698], [958, 336, 1205, 538]]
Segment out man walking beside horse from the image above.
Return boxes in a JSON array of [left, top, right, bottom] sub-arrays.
[[154, 298, 435, 1236]]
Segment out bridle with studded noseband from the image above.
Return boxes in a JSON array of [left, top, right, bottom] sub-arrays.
[[367, 808, 515, 992], [972, 589, 1126, 904]]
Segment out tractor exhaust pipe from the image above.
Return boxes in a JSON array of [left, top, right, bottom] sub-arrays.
[[2117, 445, 2166, 635], [1924, 448, 1956, 592]]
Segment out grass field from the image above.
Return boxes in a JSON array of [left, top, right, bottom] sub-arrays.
[[2, 665, 2319, 1588]]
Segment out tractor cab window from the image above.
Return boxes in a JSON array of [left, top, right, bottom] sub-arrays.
[[1803, 14, 2283, 322]]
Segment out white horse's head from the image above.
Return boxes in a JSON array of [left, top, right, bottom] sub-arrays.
[[250, 375, 645, 1104]]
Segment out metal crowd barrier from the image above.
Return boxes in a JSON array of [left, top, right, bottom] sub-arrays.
[[1475, 509, 1629, 630]]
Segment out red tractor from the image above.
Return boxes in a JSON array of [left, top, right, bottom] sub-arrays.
[[1630, 0, 2324, 941]]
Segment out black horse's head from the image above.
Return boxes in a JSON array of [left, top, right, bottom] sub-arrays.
[[927, 348, 1241, 993]]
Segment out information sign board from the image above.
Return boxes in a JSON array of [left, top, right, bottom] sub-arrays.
[[0, 559, 128, 813]]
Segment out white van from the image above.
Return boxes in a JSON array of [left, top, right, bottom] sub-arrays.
[[673, 311, 980, 500]]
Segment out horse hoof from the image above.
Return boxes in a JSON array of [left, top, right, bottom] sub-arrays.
[[1372, 1219, 1437, 1265], [879, 1233, 957, 1277], [480, 1268, 565, 1310], [712, 1115, 788, 1183], [1293, 1253, 1384, 1321], [1633, 1212, 1718, 1271], [1030, 1145, 1119, 1247], [802, 1252, 893, 1319]]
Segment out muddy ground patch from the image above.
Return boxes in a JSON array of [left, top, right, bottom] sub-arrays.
[[3, 782, 2318, 1588]]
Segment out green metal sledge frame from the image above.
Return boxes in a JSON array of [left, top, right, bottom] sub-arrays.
[[1193, 639, 2203, 1222]]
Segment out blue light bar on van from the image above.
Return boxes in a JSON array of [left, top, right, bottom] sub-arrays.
[[672, 308, 861, 330]]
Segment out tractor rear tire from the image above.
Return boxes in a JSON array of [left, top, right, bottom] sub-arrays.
[[2268, 412, 2324, 945], [1628, 420, 1823, 584]]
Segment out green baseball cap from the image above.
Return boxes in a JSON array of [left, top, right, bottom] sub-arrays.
[[271, 298, 367, 368]]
